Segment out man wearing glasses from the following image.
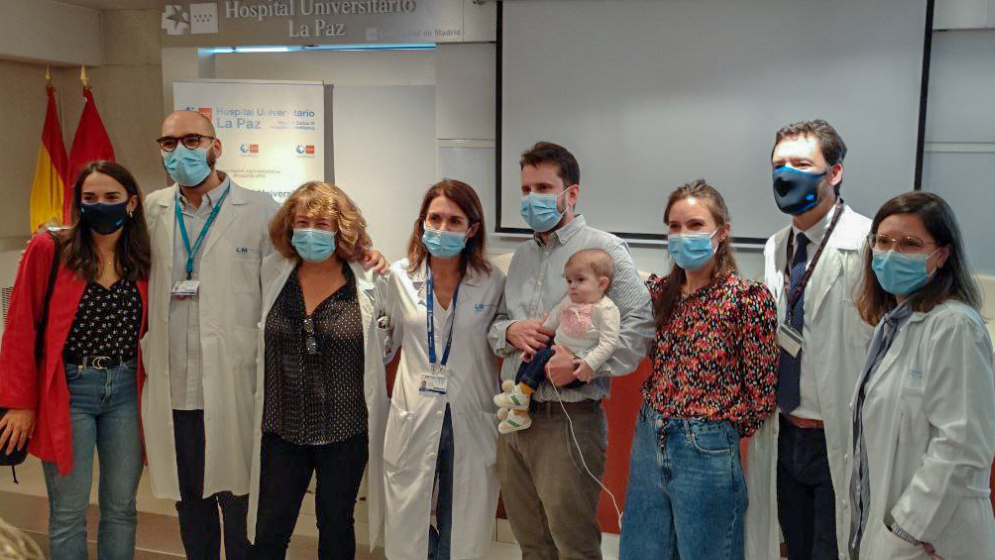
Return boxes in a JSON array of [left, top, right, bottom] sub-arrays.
[[137, 110, 278, 560], [746, 120, 874, 560], [140, 110, 388, 560]]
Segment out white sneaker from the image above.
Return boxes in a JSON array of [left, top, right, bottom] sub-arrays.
[[497, 407, 510, 421], [493, 385, 531, 410], [498, 411, 533, 434]]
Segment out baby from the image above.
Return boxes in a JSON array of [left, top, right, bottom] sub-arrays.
[[494, 248, 620, 433]]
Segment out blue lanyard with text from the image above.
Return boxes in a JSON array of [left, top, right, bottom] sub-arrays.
[[426, 268, 461, 372], [175, 186, 231, 280]]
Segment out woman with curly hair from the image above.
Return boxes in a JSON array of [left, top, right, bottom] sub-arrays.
[[246, 181, 390, 560]]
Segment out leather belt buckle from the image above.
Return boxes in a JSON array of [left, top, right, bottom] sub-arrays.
[[83, 356, 114, 370]]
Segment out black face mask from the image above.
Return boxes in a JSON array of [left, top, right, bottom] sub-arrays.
[[80, 201, 129, 234], [772, 166, 826, 215]]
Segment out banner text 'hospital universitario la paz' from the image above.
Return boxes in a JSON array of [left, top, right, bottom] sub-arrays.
[[225, 0, 418, 22]]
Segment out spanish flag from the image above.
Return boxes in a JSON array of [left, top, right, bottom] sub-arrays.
[[28, 70, 69, 233], [67, 66, 115, 223]]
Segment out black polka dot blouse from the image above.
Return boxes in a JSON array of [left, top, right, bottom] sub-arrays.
[[63, 280, 142, 363]]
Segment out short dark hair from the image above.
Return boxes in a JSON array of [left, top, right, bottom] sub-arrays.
[[520, 142, 580, 188], [855, 191, 981, 325], [773, 120, 847, 193], [773, 119, 847, 167]]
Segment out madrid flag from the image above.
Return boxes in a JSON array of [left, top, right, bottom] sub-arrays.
[[67, 68, 115, 222], [28, 80, 69, 232]]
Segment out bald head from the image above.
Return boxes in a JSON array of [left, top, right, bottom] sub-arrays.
[[163, 110, 216, 137], [159, 110, 223, 190]]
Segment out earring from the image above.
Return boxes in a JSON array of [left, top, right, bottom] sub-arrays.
[[127, 210, 134, 219]]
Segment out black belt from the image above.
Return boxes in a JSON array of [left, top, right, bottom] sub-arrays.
[[65, 355, 132, 370]]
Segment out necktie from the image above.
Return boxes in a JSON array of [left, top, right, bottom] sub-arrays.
[[777, 232, 809, 412]]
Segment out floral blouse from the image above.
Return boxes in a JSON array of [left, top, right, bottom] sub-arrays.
[[644, 271, 779, 437]]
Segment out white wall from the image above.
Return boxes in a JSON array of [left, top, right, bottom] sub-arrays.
[[164, 43, 766, 279], [922, 29, 995, 274], [935, 0, 995, 29], [334, 85, 439, 262]]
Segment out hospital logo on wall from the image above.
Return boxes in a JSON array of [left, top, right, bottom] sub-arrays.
[[295, 144, 316, 157], [162, 3, 220, 35], [183, 106, 214, 120], [239, 143, 260, 156]]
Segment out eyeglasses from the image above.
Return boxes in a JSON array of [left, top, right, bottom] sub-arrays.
[[866, 233, 936, 254], [303, 316, 318, 355], [156, 134, 215, 152]]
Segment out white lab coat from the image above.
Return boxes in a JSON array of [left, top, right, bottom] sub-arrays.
[[246, 254, 390, 548], [745, 205, 875, 560], [841, 301, 995, 560], [141, 181, 278, 500], [381, 259, 504, 560]]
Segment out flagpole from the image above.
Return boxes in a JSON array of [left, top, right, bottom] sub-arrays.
[[80, 65, 90, 90]]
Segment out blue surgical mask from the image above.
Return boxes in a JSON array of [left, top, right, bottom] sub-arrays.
[[163, 145, 212, 187], [871, 249, 939, 296], [772, 166, 825, 215], [292, 228, 337, 263], [422, 227, 467, 258], [520, 191, 567, 233], [668, 231, 717, 271]]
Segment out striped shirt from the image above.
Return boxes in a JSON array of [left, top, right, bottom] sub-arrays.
[[487, 215, 654, 402]]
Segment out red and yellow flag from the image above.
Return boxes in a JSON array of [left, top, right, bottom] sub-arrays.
[[29, 70, 70, 232], [67, 66, 115, 222]]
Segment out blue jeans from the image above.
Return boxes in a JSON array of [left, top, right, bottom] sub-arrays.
[[42, 360, 144, 560], [619, 406, 747, 560], [515, 342, 584, 391], [428, 408, 459, 560]]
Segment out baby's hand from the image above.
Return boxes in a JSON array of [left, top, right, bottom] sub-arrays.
[[572, 359, 595, 383]]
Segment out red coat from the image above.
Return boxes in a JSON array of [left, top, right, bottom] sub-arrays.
[[0, 233, 148, 475]]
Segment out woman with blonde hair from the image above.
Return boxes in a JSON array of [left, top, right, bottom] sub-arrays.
[[246, 182, 390, 560]]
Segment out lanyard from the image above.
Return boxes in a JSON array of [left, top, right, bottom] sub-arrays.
[[784, 202, 845, 315], [426, 268, 461, 371], [175, 186, 231, 280]]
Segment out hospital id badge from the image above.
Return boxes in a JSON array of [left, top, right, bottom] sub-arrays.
[[171, 279, 200, 299], [418, 372, 448, 396], [778, 323, 803, 358]]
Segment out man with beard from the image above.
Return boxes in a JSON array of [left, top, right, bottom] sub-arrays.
[[746, 120, 874, 560], [139, 110, 383, 560]]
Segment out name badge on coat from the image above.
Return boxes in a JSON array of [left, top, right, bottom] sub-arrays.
[[778, 323, 803, 358]]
